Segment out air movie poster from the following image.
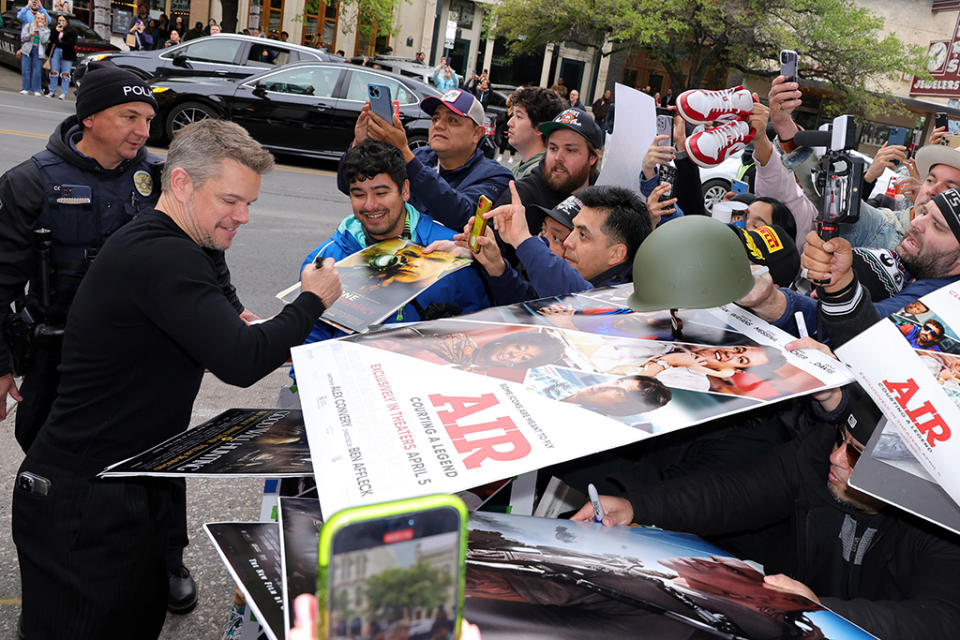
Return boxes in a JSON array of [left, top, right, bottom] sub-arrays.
[[836, 281, 960, 508], [292, 287, 852, 515], [99, 408, 311, 478]]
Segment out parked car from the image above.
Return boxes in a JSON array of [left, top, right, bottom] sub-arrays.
[[74, 33, 343, 86], [0, 9, 118, 73], [698, 149, 744, 212], [348, 55, 432, 85], [148, 61, 439, 159]]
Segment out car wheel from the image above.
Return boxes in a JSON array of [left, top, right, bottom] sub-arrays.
[[407, 135, 429, 152], [702, 179, 731, 212], [166, 101, 217, 140]]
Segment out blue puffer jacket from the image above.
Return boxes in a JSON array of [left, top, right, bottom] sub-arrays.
[[301, 203, 491, 344], [337, 147, 512, 233]]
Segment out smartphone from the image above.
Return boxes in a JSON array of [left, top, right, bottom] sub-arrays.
[[731, 179, 749, 194], [317, 495, 468, 640], [655, 107, 673, 147], [368, 83, 394, 123], [936, 112, 949, 132], [468, 194, 493, 253], [780, 49, 798, 84], [658, 164, 676, 199]]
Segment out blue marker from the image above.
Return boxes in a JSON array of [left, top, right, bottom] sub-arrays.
[[588, 483, 605, 524]]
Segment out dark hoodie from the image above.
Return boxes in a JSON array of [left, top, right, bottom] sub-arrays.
[[0, 116, 240, 375]]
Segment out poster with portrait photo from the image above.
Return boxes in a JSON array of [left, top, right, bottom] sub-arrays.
[[293, 303, 849, 515], [99, 408, 312, 478], [464, 512, 876, 639], [205, 522, 285, 640], [276, 238, 472, 333], [837, 282, 960, 508], [888, 300, 960, 355]]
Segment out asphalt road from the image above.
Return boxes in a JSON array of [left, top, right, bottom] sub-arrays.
[[0, 65, 351, 639]]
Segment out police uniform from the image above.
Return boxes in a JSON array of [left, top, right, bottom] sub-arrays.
[[0, 115, 162, 450]]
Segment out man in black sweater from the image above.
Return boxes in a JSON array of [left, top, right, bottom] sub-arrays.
[[12, 120, 342, 639]]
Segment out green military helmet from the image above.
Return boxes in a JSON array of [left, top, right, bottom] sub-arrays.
[[627, 216, 755, 312]]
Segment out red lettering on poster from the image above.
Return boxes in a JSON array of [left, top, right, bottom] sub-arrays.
[[429, 394, 532, 469], [882, 378, 952, 447]]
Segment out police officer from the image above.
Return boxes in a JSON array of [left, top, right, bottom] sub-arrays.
[[0, 62, 210, 615]]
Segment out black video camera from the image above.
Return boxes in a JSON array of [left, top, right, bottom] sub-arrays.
[[797, 115, 865, 240]]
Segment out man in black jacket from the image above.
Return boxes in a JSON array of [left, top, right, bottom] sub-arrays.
[[12, 119, 342, 639], [573, 381, 960, 639]]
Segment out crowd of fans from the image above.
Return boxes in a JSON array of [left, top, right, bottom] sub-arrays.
[[4, 14, 960, 638]]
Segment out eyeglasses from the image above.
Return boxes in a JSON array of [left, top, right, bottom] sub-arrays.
[[920, 325, 943, 339], [834, 425, 865, 467]]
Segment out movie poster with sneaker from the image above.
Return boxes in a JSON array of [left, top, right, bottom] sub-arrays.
[[836, 282, 960, 508], [465, 512, 877, 639], [292, 289, 851, 515], [276, 238, 472, 333], [99, 409, 311, 478]]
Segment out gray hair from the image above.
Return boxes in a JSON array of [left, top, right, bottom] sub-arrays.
[[161, 119, 274, 190]]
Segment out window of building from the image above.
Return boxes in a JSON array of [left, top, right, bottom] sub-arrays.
[[300, 0, 338, 48]]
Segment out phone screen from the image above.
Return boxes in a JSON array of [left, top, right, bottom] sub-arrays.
[[326, 507, 462, 640]]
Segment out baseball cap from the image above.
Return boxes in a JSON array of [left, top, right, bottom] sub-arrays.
[[529, 195, 583, 230], [916, 144, 960, 178], [538, 109, 604, 149], [728, 224, 800, 287], [419, 89, 485, 127]]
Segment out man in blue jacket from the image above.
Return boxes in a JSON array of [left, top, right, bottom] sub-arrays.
[[738, 188, 960, 341], [302, 140, 490, 344], [471, 183, 651, 305], [342, 89, 512, 232]]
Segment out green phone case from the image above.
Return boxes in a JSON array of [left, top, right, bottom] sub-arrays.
[[317, 494, 468, 639]]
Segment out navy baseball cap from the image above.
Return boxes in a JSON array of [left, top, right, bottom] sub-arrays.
[[420, 89, 486, 126], [539, 109, 604, 149]]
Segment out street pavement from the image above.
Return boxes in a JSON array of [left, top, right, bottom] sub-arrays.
[[0, 63, 348, 639]]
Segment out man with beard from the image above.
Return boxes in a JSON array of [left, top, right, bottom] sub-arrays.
[[738, 188, 960, 341], [768, 75, 960, 251], [495, 108, 604, 240], [341, 89, 512, 232]]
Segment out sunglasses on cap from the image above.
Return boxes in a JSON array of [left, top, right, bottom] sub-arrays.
[[834, 424, 865, 467]]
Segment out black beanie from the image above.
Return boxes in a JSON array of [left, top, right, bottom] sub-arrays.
[[76, 62, 158, 121], [931, 187, 960, 245]]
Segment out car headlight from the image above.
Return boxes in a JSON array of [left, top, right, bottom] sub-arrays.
[[151, 87, 170, 94], [87, 53, 112, 63]]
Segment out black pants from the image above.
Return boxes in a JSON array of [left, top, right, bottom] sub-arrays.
[[13, 460, 174, 639], [14, 349, 60, 452], [15, 351, 189, 571]]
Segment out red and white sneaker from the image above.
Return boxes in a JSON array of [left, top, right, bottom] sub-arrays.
[[685, 120, 755, 167], [676, 85, 755, 125]]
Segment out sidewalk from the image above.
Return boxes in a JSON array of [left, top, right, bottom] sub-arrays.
[[0, 62, 75, 100]]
